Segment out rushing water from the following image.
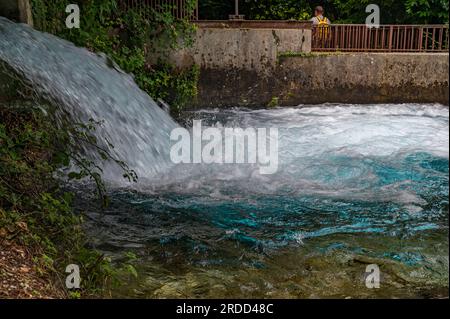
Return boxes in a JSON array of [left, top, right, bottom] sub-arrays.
[[0, 17, 176, 179], [80, 104, 448, 298], [1, 18, 448, 298]]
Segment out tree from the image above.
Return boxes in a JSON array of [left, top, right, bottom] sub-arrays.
[[198, 0, 449, 24], [405, 0, 449, 24]]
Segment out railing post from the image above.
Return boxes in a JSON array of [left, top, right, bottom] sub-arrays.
[[438, 27, 443, 51], [418, 27, 424, 51], [388, 25, 393, 52], [432, 27, 436, 51]]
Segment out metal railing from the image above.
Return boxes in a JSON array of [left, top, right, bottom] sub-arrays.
[[312, 24, 449, 52], [119, 0, 198, 20]]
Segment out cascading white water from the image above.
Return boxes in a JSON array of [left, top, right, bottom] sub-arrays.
[[145, 104, 448, 206], [0, 17, 176, 180]]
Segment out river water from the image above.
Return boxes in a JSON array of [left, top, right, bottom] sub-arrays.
[[82, 104, 449, 298], [1, 17, 448, 298]]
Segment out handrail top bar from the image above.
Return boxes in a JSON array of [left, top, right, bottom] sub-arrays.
[[193, 20, 313, 29], [323, 24, 449, 27], [194, 20, 311, 23], [193, 20, 448, 27]]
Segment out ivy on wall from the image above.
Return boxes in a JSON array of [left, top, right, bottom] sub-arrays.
[[31, 0, 199, 113]]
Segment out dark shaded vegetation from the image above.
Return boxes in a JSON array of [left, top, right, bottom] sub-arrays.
[[0, 64, 139, 297], [199, 0, 449, 24]]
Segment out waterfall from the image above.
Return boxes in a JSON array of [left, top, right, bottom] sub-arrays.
[[0, 17, 177, 181]]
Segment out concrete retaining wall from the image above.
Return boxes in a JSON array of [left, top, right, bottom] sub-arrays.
[[165, 27, 448, 108], [192, 52, 449, 108], [168, 27, 312, 74]]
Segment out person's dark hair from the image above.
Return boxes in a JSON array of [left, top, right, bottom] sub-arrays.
[[315, 6, 324, 14]]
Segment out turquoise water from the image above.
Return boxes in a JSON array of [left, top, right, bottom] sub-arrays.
[[81, 104, 449, 298]]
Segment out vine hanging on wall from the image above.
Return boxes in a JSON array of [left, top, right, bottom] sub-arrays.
[[30, 0, 199, 113]]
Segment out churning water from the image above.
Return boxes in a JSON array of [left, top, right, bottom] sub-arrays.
[[1, 18, 448, 298], [82, 105, 448, 297]]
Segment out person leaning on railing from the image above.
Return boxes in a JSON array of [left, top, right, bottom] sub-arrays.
[[311, 6, 331, 46]]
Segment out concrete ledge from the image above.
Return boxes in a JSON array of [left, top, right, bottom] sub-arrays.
[[194, 20, 312, 29], [191, 53, 449, 108]]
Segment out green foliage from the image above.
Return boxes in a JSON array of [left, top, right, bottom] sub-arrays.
[[267, 96, 279, 108], [0, 100, 140, 296], [31, 0, 199, 112], [326, 0, 448, 24], [243, 0, 312, 20], [0, 63, 138, 296], [199, 0, 449, 24], [405, 0, 449, 24], [199, 0, 234, 20]]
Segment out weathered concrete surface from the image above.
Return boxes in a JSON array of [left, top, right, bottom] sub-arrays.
[[191, 53, 449, 108], [167, 27, 312, 73]]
